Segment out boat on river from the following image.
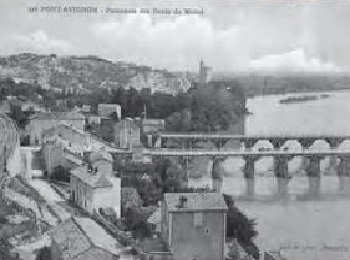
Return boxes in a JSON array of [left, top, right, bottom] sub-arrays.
[[279, 95, 318, 104], [320, 93, 330, 99]]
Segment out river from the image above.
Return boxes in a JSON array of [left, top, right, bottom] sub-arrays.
[[234, 90, 350, 254], [191, 90, 350, 254]]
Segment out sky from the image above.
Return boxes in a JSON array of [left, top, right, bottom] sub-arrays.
[[0, 0, 350, 72]]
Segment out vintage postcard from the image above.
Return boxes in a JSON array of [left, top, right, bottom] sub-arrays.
[[1, 0, 350, 260]]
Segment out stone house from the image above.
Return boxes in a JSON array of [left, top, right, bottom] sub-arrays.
[[114, 119, 141, 149], [70, 151, 121, 217], [162, 193, 228, 260], [97, 104, 121, 119], [28, 111, 85, 146], [42, 142, 83, 177]]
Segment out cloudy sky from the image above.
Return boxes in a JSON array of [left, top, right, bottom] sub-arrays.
[[0, 0, 349, 72]]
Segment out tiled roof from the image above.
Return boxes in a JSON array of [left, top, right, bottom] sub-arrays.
[[31, 111, 85, 120], [64, 153, 83, 166], [51, 218, 92, 260], [90, 150, 113, 163], [147, 207, 161, 225], [71, 166, 113, 188], [164, 193, 228, 212], [142, 119, 165, 125], [51, 217, 120, 260]]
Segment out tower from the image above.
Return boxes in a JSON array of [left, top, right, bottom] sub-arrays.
[[199, 59, 212, 85]]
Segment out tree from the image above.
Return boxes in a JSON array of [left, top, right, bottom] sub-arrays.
[[223, 194, 259, 259], [51, 165, 70, 183], [35, 247, 51, 260], [228, 238, 241, 260], [153, 158, 184, 193], [124, 207, 152, 238]]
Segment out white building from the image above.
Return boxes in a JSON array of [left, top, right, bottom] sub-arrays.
[[70, 151, 121, 217], [97, 104, 122, 119]]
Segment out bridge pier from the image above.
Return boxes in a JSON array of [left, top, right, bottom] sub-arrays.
[[270, 139, 287, 150], [178, 156, 193, 189], [243, 139, 258, 150], [212, 139, 229, 149], [305, 155, 324, 196], [181, 140, 193, 149], [274, 155, 293, 197], [243, 155, 260, 196], [337, 155, 350, 192], [325, 138, 344, 174], [211, 156, 227, 192], [159, 137, 167, 148], [298, 138, 315, 172]]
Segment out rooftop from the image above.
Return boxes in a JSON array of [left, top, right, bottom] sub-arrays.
[[30, 111, 85, 120], [98, 104, 121, 108], [164, 193, 228, 212], [51, 217, 121, 260], [90, 150, 113, 163], [71, 166, 113, 188]]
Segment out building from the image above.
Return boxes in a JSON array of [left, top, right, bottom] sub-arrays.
[[199, 60, 212, 85], [41, 123, 120, 156], [114, 119, 141, 149], [41, 124, 120, 176], [100, 118, 142, 148], [162, 193, 228, 260], [28, 111, 85, 146], [100, 118, 117, 143], [97, 104, 121, 119], [76, 104, 91, 113], [51, 217, 121, 260], [141, 118, 165, 147], [10, 100, 46, 121], [141, 119, 165, 135], [89, 149, 114, 176], [42, 142, 83, 177], [70, 151, 121, 217], [19, 147, 43, 179]]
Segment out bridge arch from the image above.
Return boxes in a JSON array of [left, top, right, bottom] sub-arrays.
[[339, 140, 350, 150]]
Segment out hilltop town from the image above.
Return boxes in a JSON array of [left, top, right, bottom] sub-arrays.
[[0, 53, 194, 96]]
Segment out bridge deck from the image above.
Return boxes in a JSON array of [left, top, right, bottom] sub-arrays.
[[143, 148, 350, 156], [159, 133, 350, 140]]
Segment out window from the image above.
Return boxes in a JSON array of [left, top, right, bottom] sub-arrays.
[[193, 212, 203, 227]]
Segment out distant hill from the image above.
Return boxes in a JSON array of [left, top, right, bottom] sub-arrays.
[[0, 53, 192, 95], [212, 71, 350, 96]]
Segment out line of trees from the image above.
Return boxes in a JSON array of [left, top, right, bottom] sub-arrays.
[[2, 78, 247, 133]]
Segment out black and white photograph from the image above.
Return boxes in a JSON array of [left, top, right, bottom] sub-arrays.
[[1, 0, 350, 259]]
